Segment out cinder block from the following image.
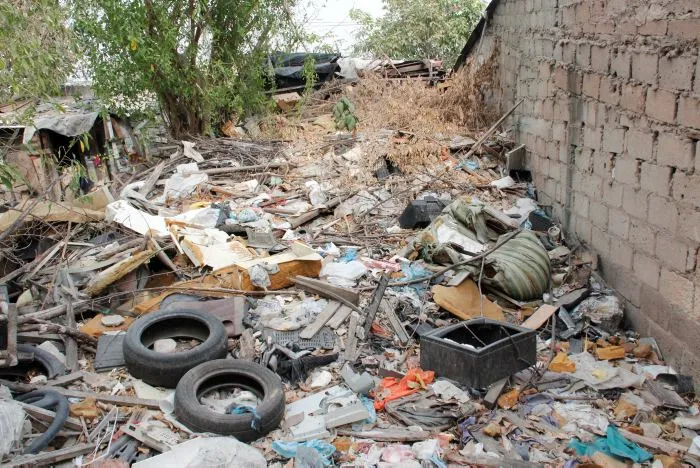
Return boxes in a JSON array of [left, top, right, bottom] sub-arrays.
[[634, 252, 661, 288], [613, 157, 639, 185], [629, 217, 656, 255], [590, 45, 610, 73], [655, 233, 695, 272], [667, 18, 700, 41], [583, 127, 602, 150], [591, 225, 611, 257], [678, 205, 700, 243], [599, 76, 620, 105], [611, 263, 641, 306], [611, 49, 631, 79], [603, 127, 626, 153], [647, 195, 679, 232], [672, 172, 700, 208], [678, 95, 700, 130], [640, 286, 670, 327], [620, 83, 646, 113], [576, 42, 591, 68], [645, 88, 677, 124], [640, 163, 671, 196], [582, 73, 600, 98], [658, 133, 694, 170], [659, 268, 695, 313], [589, 201, 608, 228], [659, 55, 696, 91], [608, 209, 630, 239], [573, 192, 590, 218], [574, 215, 592, 243], [625, 129, 654, 161], [581, 174, 604, 199], [592, 151, 613, 180], [632, 52, 659, 85], [638, 20, 668, 36], [610, 236, 633, 269], [575, 148, 593, 172], [602, 182, 622, 209]]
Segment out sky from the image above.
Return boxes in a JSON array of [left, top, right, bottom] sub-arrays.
[[300, 0, 386, 54]]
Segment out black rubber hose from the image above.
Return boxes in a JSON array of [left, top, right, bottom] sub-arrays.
[[15, 390, 69, 454]]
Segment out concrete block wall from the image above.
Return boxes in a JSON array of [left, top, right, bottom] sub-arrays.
[[471, 0, 700, 380]]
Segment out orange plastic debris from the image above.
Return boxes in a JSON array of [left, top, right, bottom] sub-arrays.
[[373, 368, 435, 410], [549, 352, 576, 373]]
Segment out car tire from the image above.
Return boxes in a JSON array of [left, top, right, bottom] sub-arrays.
[[174, 359, 285, 442], [0, 344, 66, 380], [123, 309, 227, 388]]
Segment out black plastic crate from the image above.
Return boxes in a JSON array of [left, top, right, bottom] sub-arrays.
[[420, 318, 536, 388]]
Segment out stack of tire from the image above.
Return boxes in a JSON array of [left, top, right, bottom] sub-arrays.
[[123, 309, 285, 442]]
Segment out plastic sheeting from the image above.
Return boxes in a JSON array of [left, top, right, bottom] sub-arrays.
[[23, 111, 100, 144]]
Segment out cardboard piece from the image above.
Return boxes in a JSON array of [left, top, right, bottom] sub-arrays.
[[229, 242, 322, 291], [431, 278, 505, 321], [0, 200, 104, 231], [134, 242, 322, 314]]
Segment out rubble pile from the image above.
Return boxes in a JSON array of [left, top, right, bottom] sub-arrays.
[[0, 77, 698, 468]]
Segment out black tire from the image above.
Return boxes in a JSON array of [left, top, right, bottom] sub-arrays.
[[123, 309, 227, 388], [174, 359, 285, 442], [0, 344, 66, 380]]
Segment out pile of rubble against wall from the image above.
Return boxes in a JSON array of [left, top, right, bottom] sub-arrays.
[[0, 81, 697, 467]]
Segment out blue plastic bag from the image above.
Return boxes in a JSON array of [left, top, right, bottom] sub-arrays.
[[271, 440, 336, 466], [568, 425, 652, 463]]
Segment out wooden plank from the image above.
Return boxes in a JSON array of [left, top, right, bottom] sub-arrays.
[[521, 304, 558, 330], [44, 371, 86, 387], [83, 249, 156, 297], [363, 275, 389, 337], [17, 402, 83, 431], [300, 301, 340, 339], [0, 379, 160, 409], [618, 428, 695, 459], [383, 301, 409, 344], [343, 312, 360, 362], [138, 160, 166, 196], [5, 442, 100, 467], [64, 297, 78, 372], [294, 276, 360, 306], [327, 305, 352, 329]]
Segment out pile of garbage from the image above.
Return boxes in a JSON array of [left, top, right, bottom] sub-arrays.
[[0, 86, 697, 468]]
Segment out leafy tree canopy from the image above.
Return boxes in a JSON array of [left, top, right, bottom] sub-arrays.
[[0, 0, 77, 106], [350, 0, 483, 67], [72, 0, 308, 137]]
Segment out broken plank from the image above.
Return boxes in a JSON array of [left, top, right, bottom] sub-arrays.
[[337, 428, 432, 442], [0, 379, 160, 409], [484, 377, 508, 409], [5, 442, 101, 467], [43, 371, 86, 387], [327, 305, 352, 329], [17, 401, 83, 431], [617, 428, 695, 459], [300, 301, 341, 339], [522, 304, 558, 330], [343, 312, 360, 362], [382, 301, 409, 344], [83, 249, 156, 297], [294, 276, 360, 306], [64, 297, 78, 372], [138, 160, 166, 196], [363, 274, 389, 337], [0, 242, 63, 285]]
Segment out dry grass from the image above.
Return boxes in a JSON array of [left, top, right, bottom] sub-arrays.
[[259, 48, 501, 176]]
